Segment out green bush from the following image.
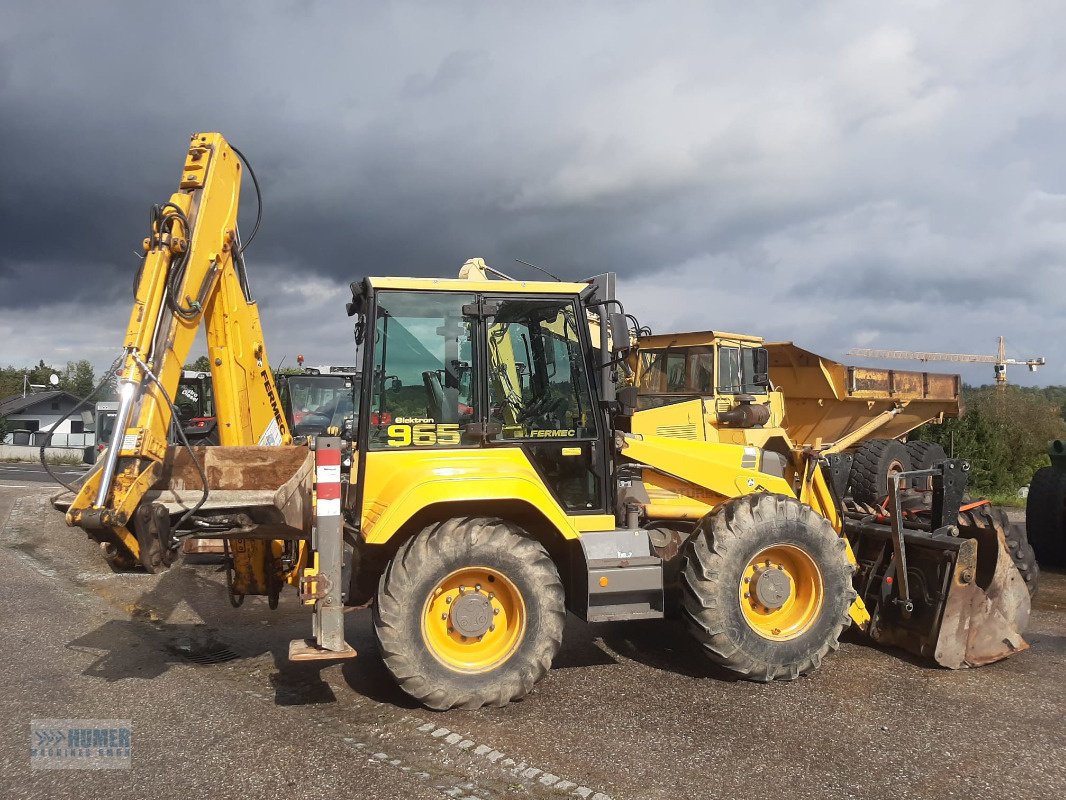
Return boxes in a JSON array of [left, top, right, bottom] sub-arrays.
[[913, 386, 1066, 496]]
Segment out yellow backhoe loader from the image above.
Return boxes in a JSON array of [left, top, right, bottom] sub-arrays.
[[63, 133, 1030, 710]]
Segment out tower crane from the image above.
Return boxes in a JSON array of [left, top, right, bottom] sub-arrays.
[[849, 336, 1045, 386]]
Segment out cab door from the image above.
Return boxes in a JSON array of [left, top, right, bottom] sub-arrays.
[[482, 296, 607, 515]]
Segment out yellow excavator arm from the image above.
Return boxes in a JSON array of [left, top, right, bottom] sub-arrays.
[[67, 132, 291, 568]]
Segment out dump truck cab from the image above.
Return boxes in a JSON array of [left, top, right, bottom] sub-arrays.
[[631, 330, 789, 451]]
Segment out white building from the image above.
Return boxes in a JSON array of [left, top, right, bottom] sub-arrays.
[[0, 390, 88, 446]]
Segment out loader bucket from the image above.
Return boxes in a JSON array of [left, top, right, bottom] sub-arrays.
[[146, 445, 314, 535], [845, 505, 1030, 668]]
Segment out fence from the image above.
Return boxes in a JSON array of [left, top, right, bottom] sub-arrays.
[[2, 432, 93, 448]]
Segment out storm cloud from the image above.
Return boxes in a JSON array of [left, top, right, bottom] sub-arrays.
[[2, 1, 1065, 385]]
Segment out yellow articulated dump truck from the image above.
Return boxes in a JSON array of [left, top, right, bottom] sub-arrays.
[[62, 133, 1031, 711], [631, 331, 961, 504], [631, 331, 1040, 596]]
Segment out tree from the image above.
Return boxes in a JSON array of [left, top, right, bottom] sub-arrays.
[[185, 355, 212, 372], [60, 360, 96, 398], [0, 416, 9, 443], [914, 386, 1066, 495]]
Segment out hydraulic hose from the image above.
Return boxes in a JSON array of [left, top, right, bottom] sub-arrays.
[[37, 353, 124, 494], [131, 354, 210, 534]]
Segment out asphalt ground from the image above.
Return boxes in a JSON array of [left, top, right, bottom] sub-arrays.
[[1, 480, 1063, 800], [0, 461, 89, 485]]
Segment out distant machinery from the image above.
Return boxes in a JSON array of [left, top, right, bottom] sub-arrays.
[[849, 336, 1045, 387]]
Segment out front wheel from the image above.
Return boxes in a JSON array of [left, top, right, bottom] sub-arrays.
[[374, 517, 565, 710], [681, 493, 855, 681]]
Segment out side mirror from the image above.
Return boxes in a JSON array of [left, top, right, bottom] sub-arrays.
[[752, 347, 770, 387], [390, 377, 402, 392], [617, 385, 638, 416], [609, 311, 630, 351], [346, 292, 366, 318]]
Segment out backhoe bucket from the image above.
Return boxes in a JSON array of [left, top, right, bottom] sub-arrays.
[[147, 445, 314, 536], [844, 464, 1029, 668]]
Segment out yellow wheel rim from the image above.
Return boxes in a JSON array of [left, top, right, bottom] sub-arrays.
[[421, 567, 526, 672], [739, 545, 823, 641]]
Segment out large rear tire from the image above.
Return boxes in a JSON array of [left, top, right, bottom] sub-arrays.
[[850, 439, 912, 505], [680, 493, 855, 682], [957, 506, 1039, 597], [1026, 466, 1066, 566], [374, 517, 565, 710], [905, 440, 946, 470]]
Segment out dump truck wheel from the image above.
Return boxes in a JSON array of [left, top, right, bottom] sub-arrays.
[[906, 440, 946, 470], [959, 506, 1039, 596], [1026, 466, 1066, 566], [680, 493, 855, 681], [374, 517, 565, 710], [1006, 522, 1040, 597], [850, 439, 911, 505], [905, 441, 946, 492]]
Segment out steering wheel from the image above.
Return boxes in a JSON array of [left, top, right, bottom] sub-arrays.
[[517, 395, 566, 426]]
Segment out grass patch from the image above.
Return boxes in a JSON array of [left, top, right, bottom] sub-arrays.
[[982, 491, 1026, 509], [1, 453, 85, 466]]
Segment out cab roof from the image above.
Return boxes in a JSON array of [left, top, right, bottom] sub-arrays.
[[364, 276, 590, 295]]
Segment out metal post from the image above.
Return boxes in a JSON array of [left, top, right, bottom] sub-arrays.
[[314, 437, 346, 652], [887, 472, 914, 618], [289, 436, 356, 661]]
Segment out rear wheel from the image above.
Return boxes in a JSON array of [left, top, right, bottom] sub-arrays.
[[850, 439, 912, 505], [1026, 466, 1066, 566], [374, 517, 565, 710], [905, 440, 946, 470], [680, 493, 855, 681], [958, 505, 1039, 597]]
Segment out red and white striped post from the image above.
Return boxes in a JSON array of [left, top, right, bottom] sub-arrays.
[[290, 436, 356, 660]]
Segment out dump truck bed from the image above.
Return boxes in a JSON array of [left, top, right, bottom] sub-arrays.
[[765, 342, 961, 448]]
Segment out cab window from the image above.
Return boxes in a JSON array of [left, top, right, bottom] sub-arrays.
[[486, 298, 596, 440], [286, 375, 357, 438], [369, 291, 477, 449], [717, 345, 767, 395]]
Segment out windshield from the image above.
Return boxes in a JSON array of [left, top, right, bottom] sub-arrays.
[[176, 376, 214, 421], [638, 344, 765, 399], [286, 375, 358, 437], [369, 291, 477, 449]]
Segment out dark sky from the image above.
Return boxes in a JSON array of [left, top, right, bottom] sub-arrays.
[[2, 1, 1065, 386]]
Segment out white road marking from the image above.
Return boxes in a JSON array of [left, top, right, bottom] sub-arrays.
[[411, 719, 611, 799], [0, 484, 30, 488]]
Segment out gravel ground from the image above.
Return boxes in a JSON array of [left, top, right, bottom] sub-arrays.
[[1, 482, 1063, 800]]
